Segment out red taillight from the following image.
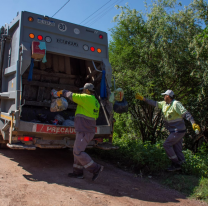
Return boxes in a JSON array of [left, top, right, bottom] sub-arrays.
[[99, 35, 103, 39], [90, 47, 95, 52], [37, 35, 43, 41], [94, 138, 103, 142], [18, 136, 33, 141]]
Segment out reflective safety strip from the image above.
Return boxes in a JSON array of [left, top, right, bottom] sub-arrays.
[[169, 155, 177, 160], [164, 118, 183, 123], [76, 114, 96, 121], [73, 164, 83, 169], [0, 114, 12, 121], [84, 160, 94, 168]]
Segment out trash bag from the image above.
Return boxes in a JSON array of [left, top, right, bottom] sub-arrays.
[[114, 88, 124, 102], [109, 92, 115, 103], [51, 89, 59, 98], [113, 97, 128, 114], [37, 114, 48, 123], [54, 114, 65, 124], [50, 97, 68, 112], [62, 119, 74, 127], [52, 119, 59, 125], [109, 88, 124, 103], [68, 116, 75, 121]]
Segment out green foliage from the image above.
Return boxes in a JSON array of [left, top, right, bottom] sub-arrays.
[[109, 0, 208, 145], [182, 149, 208, 177], [161, 174, 208, 203], [92, 133, 208, 177], [113, 113, 140, 137], [162, 174, 201, 195], [107, 0, 208, 200], [112, 134, 170, 172], [192, 177, 208, 202]]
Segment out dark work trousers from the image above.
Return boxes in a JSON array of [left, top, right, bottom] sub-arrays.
[[73, 132, 100, 174], [163, 132, 186, 164]]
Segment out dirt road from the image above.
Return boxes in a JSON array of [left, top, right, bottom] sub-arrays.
[[0, 148, 206, 206]]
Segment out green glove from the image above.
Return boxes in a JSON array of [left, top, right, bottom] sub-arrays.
[[135, 93, 144, 101]]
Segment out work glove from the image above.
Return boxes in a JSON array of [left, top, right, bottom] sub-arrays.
[[192, 123, 201, 134], [135, 93, 144, 101], [57, 90, 63, 97]]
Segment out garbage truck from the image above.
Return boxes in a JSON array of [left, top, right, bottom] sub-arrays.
[[0, 11, 116, 150]]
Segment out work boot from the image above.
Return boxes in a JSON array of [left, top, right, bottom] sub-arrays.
[[68, 172, 84, 179], [179, 160, 186, 165], [92, 165, 104, 181], [166, 163, 181, 172]]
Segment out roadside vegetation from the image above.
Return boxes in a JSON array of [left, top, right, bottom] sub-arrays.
[[94, 0, 208, 203]]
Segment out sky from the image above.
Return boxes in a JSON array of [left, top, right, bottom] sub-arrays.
[[0, 0, 196, 41]]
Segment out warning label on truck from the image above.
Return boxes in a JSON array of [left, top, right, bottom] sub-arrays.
[[34, 124, 76, 134], [33, 124, 97, 134]]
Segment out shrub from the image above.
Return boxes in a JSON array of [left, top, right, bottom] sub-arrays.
[[182, 149, 208, 177], [95, 133, 208, 177]]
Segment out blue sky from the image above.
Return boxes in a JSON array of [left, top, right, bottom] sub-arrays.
[[0, 0, 195, 41]]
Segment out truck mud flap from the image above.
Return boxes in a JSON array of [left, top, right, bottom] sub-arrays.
[[7, 143, 36, 150], [94, 142, 119, 150]]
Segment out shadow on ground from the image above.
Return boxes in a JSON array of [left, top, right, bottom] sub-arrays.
[[0, 148, 190, 204]]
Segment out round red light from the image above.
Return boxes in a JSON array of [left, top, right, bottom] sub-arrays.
[[24, 137, 30, 141], [90, 47, 95, 52], [99, 35, 103, 39], [37, 35, 43, 41]]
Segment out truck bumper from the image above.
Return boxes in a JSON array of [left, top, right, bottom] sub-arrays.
[[7, 121, 113, 150]]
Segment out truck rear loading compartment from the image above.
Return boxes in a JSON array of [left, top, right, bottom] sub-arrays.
[[20, 52, 109, 127]]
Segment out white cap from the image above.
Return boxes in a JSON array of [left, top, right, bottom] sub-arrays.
[[161, 90, 174, 97]]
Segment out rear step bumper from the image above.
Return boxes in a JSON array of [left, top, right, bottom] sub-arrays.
[[7, 143, 66, 150], [7, 143, 36, 150], [7, 143, 119, 150]]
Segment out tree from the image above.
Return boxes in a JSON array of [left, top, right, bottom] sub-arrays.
[[109, 0, 207, 145]]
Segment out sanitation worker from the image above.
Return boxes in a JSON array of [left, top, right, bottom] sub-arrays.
[[135, 90, 200, 171], [55, 83, 103, 181]]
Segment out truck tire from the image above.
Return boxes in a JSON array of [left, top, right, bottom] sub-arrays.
[[0, 143, 8, 149], [0, 136, 8, 149]]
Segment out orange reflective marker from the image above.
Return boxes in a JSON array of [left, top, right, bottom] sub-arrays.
[[28, 17, 34, 22], [29, 33, 35, 39], [97, 48, 102, 53]]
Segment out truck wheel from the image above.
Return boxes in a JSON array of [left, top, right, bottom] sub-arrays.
[[0, 135, 8, 149], [0, 143, 8, 149]]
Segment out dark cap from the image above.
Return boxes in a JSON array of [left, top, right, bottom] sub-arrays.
[[79, 83, 95, 91]]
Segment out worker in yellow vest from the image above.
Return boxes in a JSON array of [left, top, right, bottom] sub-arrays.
[[136, 90, 200, 172], [56, 83, 103, 181]]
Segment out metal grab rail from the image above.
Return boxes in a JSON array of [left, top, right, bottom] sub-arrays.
[[92, 61, 102, 72]]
